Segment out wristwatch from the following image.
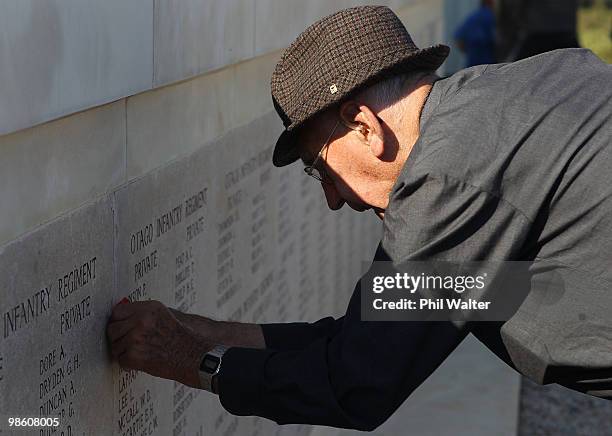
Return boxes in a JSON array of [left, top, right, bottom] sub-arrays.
[[198, 345, 228, 393]]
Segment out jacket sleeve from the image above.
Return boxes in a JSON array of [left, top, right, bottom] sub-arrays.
[[260, 316, 344, 351], [218, 246, 469, 431]]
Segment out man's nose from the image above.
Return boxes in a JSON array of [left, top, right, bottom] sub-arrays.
[[322, 181, 345, 210]]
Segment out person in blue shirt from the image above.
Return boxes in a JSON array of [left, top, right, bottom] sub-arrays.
[[454, 0, 496, 67]]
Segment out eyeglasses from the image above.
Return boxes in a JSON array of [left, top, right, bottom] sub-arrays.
[[303, 120, 340, 184]]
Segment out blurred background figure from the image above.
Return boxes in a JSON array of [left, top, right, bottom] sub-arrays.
[[497, 0, 580, 61], [454, 0, 497, 67]]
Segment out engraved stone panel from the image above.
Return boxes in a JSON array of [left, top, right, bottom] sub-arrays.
[[114, 110, 320, 436], [0, 109, 392, 436], [0, 197, 115, 435], [272, 165, 303, 323], [113, 138, 217, 436], [209, 113, 280, 326]]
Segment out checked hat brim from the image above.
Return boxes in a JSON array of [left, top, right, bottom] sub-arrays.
[[272, 43, 449, 167]]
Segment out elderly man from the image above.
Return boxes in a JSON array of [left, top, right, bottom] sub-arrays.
[[107, 6, 612, 431]]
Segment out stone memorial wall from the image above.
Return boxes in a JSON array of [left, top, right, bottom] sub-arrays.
[[0, 1, 532, 435], [0, 112, 381, 435], [1, 198, 116, 435]]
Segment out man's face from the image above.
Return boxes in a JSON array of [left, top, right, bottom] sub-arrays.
[[297, 117, 381, 214]]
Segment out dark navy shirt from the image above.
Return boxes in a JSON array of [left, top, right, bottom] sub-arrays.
[[218, 49, 612, 430]]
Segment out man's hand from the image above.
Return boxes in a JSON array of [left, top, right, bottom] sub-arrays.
[[107, 300, 212, 388]]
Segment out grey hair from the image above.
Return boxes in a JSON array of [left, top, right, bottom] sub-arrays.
[[355, 69, 435, 114]]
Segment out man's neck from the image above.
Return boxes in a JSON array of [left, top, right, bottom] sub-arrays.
[[401, 76, 436, 148], [375, 77, 437, 220]]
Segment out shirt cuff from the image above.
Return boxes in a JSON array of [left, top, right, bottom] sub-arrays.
[[218, 347, 271, 417]]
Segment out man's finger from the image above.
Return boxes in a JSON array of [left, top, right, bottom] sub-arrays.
[[106, 319, 135, 343], [117, 349, 142, 371], [111, 328, 146, 357], [110, 329, 141, 358], [110, 299, 136, 321]]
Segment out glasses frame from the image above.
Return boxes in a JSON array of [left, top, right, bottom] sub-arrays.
[[303, 120, 340, 184]]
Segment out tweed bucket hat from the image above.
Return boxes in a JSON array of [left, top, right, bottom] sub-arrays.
[[271, 5, 449, 167]]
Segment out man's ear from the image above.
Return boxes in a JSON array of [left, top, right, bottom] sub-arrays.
[[339, 101, 385, 158]]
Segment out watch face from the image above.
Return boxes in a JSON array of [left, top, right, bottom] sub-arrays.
[[200, 355, 220, 374]]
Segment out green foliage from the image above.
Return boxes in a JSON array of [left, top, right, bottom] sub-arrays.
[[578, 0, 612, 63]]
